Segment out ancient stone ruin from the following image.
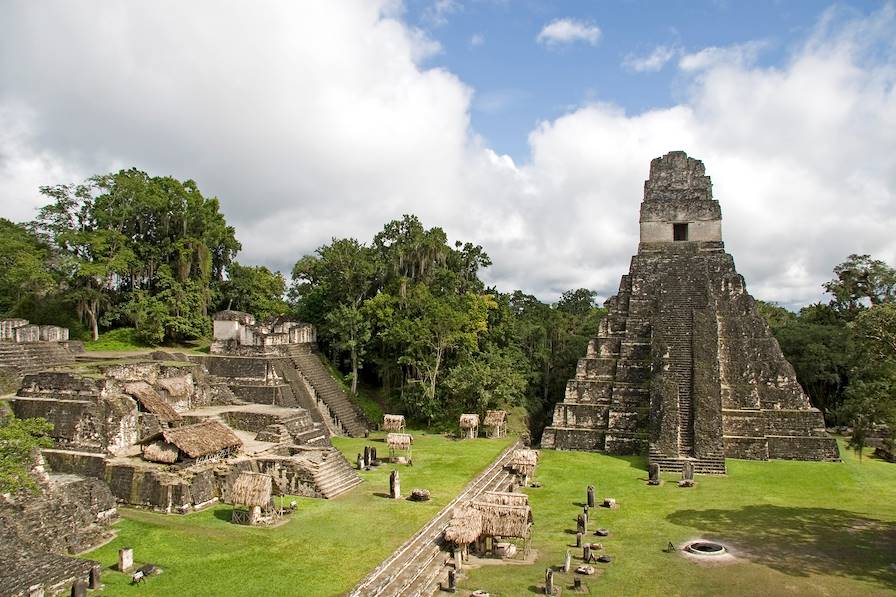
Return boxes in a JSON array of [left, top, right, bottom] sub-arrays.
[[542, 151, 840, 472], [0, 452, 114, 597], [0, 318, 77, 392], [9, 353, 362, 516], [206, 310, 369, 438]]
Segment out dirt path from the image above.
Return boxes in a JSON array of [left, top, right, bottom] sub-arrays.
[[348, 439, 522, 597]]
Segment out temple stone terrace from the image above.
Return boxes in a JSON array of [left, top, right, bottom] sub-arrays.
[[541, 151, 840, 473]]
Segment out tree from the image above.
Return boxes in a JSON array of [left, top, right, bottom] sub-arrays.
[[292, 238, 379, 388], [326, 304, 371, 395], [35, 185, 136, 340], [34, 169, 240, 342], [392, 287, 492, 423], [443, 347, 528, 414], [851, 303, 896, 362], [0, 416, 53, 494], [217, 262, 288, 320], [824, 254, 896, 319], [0, 219, 57, 315]]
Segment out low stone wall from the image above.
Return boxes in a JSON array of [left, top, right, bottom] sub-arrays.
[[220, 410, 281, 432], [0, 474, 116, 556], [103, 462, 225, 513], [551, 403, 608, 428], [254, 457, 321, 498], [230, 383, 297, 407], [723, 436, 769, 460], [768, 436, 840, 461], [11, 394, 138, 454], [42, 449, 107, 479], [542, 427, 606, 451], [193, 355, 273, 380]]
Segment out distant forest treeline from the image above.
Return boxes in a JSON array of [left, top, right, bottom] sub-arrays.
[[1, 169, 893, 443]]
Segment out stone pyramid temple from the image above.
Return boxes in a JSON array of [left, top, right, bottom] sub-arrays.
[[541, 151, 840, 473]]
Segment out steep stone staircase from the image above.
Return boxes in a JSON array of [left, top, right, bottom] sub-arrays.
[[285, 345, 368, 438], [308, 449, 364, 498], [649, 253, 726, 474], [0, 342, 75, 386]]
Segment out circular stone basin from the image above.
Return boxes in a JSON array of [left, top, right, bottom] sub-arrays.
[[685, 541, 727, 556]]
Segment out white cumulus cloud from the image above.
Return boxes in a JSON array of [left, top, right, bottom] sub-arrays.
[[678, 40, 767, 71], [623, 45, 680, 72], [0, 2, 894, 310], [536, 18, 601, 47]]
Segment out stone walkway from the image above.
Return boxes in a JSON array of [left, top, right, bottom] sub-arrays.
[[348, 439, 522, 597]]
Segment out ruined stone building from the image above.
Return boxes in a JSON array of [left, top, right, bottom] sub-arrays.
[[542, 151, 840, 472], [8, 319, 365, 518]]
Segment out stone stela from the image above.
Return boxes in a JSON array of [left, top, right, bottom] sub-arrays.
[[542, 151, 840, 473]]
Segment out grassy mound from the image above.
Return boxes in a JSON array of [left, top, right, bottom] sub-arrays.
[[81, 431, 513, 596], [459, 439, 896, 596]]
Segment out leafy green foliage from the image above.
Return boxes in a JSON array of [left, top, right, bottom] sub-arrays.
[[823, 253, 896, 319], [33, 169, 240, 342], [0, 415, 53, 494], [290, 215, 604, 434], [216, 262, 288, 320], [0, 219, 56, 316]]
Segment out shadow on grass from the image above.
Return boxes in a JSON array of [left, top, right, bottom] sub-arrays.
[[667, 505, 896, 586], [212, 508, 234, 523], [599, 452, 648, 472]]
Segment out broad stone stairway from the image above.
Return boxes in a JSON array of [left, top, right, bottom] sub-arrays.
[[308, 448, 364, 498], [285, 345, 368, 437], [0, 342, 75, 386], [649, 254, 726, 474], [349, 440, 522, 597]]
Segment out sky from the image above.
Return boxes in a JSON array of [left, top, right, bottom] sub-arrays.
[[0, 1, 894, 309]]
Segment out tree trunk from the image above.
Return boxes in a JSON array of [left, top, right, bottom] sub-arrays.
[[87, 309, 99, 341], [351, 347, 358, 395]]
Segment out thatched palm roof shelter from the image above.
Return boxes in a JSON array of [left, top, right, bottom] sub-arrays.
[[444, 501, 483, 547], [472, 502, 533, 540], [477, 491, 529, 507], [387, 432, 414, 463], [230, 472, 277, 507], [459, 413, 479, 439], [508, 448, 538, 478], [142, 441, 179, 464], [382, 414, 406, 432], [483, 410, 507, 438], [387, 433, 413, 449], [124, 381, 182, 423], [140, 420, 241, 463], [229, 472, 282, 525], [460, 414, 480, 428]]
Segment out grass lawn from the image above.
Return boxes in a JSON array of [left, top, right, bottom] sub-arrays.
[[459, 439, 896, 596], [81, 431, 513, 597]]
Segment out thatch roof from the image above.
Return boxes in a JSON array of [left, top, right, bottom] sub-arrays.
[[230, 472, 275, 507], [459, 413, 480, 429], [124, 381, 182, 422], [477, 491, 529, 507], [484, 410, 507, 426], [142, 440, 179, 463], [509, 449, 538, 474], [140, 420, 242, 458], [444, 501, 482, 545], [387, 433, 414, 449], [382, 414, 406, 431], [472, 502, 533, 538]]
